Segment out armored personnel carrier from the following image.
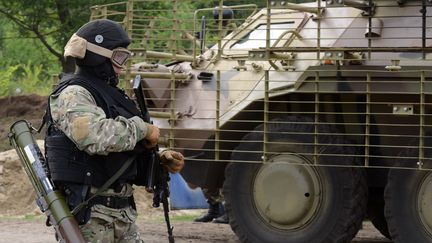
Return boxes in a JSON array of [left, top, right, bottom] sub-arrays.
[[91, 0, 432, 242]]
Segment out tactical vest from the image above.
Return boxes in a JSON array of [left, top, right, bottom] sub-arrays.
[[44, 71, 150, 188]]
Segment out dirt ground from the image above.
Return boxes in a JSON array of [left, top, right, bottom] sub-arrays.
[[0, 95, 392, 242], [0, 216, 391, 243]]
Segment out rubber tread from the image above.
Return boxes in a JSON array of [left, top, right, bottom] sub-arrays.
[[223, 116, 368, 243]]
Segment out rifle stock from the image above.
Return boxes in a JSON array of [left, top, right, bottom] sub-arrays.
[[9, 120, 85, 243], [133, 75, 175, 243]]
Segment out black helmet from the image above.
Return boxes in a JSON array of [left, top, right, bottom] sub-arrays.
[[75, 19, 131, 67], [213, 7, 234, 26]]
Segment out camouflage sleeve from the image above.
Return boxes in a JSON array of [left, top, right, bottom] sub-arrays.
[[50, 85, 149, 155]]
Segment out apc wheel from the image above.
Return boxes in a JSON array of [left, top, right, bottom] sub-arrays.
[[384, 139, 432, 243], [384, 162, 432, 243], [223, 116, 367, 243]]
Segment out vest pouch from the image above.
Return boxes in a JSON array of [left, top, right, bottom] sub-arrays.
[[45, 134, 95, 184]]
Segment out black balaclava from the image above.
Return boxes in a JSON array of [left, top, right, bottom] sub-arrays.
[[74, 19, 130, 86], [77, 62, 120, 87]]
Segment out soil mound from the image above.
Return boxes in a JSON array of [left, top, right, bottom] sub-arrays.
[[0, 94, 47, 118], [0, 95, 47, 152], [0, 95, 49, 216], [0, 143, 41, 216]]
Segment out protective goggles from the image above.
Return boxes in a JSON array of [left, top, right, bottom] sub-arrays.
[[64, 33, 131, 68]]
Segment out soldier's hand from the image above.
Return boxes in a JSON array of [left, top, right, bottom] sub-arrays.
[[160, 150, 185, 174], [145, 124, 160, 148]]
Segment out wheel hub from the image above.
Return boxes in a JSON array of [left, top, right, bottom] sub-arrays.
[[253, 154, 323, 230], [418, 171, 432, 235]]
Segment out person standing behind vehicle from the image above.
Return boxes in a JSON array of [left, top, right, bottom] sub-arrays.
[[194, 188, 229, 224], [44, 19, 184, 242]]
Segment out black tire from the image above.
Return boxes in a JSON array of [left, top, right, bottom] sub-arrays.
[[367, 188, 391, 239], [384, 160, 432, 243], [223, 116, 368, 243]]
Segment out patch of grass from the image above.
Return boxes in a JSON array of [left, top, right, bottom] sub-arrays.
[[140, 211, 202, 224], [170, 214, 199, 222], [0, 214, 45, 222], [24, 214, 36, 220]]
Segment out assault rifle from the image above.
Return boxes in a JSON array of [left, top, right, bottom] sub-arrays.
[[9, 121, 85, 243], [133, 75, 175, 243]]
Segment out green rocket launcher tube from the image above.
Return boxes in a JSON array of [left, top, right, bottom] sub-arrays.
[[9, 120, 85, 243]]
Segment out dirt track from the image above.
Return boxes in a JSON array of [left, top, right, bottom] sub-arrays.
[[0, 216, 391, 243]]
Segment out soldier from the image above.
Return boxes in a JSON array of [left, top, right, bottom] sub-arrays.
[[194, 188, 229, 224], [213, 6, 236, 37], [44, 19, 184, 242]]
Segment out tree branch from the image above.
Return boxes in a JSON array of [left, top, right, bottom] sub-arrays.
[[0, 8, 63, 60], [0, 8, 31, 31], [31, 25, 63, 60]]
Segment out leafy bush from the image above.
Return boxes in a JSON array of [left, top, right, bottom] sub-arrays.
[[0, 62, 53, 97], [0, 65, 19, 96], [13, 62, 53, 96]]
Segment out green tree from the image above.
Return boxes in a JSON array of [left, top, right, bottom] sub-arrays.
[[0, 0, 117, 73]]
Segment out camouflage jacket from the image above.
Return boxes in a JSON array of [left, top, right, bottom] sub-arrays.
[[49, 85, 149, 155]]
